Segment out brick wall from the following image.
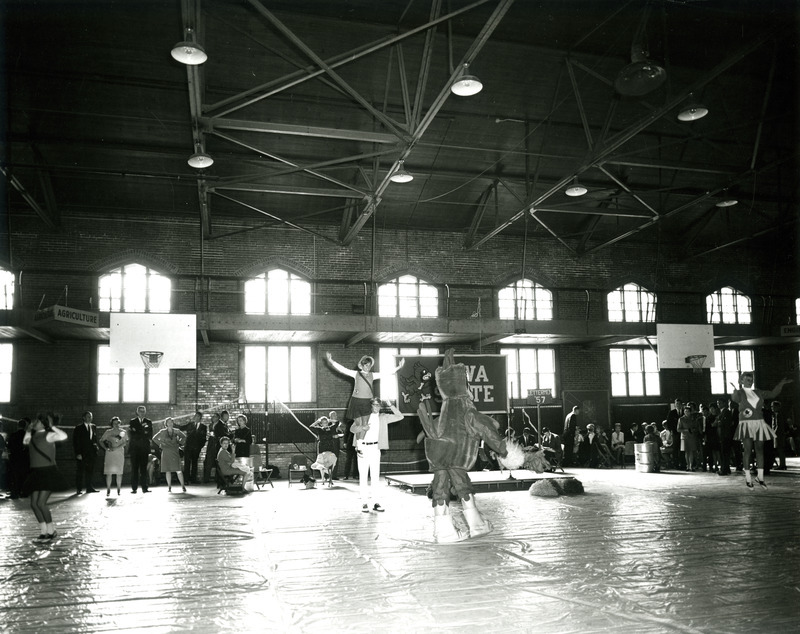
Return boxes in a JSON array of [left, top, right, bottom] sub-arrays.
[[2, 213, 796, 471]]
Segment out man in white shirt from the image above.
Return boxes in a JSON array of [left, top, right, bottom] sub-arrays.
[[353, 398, 403, 513]]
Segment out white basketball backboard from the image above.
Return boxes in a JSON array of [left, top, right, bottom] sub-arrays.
[[656, 324, 715, 369], [109, 313, 197, 369]]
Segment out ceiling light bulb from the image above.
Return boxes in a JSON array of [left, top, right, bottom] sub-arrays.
[[188, 151, 213, 168], [171, 41, 207, 65], [390, 162, 413, 183], [678, 105, 708, 121], [715, 198, 738, 208]]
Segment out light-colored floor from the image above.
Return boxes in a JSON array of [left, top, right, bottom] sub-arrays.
[[2, 460, 799, 634]]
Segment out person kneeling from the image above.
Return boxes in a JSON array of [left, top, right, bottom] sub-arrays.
[[216, 437, 254, 491]]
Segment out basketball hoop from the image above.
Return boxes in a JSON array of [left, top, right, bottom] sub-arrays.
[[140, 351, 164, 369], [685, 354, 707, 374]]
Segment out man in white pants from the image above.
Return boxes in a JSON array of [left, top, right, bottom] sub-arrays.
[[355, 398, 404, 513]]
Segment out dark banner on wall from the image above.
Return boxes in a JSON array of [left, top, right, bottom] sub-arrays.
[[395, 354, 508, 415]]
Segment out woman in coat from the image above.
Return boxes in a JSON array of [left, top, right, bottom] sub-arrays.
[[153, 418, 187, 492]]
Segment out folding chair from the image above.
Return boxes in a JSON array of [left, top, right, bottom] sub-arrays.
[[250, 445, 274, 489], [288, 454, 310, 487], [216, 461, 246, 495]]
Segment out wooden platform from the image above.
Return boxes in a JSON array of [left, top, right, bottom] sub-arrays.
[[2, 460, 800, 633], [386, 469, 576, 494]]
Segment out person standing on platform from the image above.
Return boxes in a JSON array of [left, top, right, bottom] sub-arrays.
[[7, 419, 30, 499], [100, 416, 127, 496], [73, 411, 100, 494], [353, 398, 403, 513], [730, 373, 791, 489], [562, 406, 580, 467], [182, 411, 207, 484], [23, 413, 68, 541], [128, 405, 153, 493], [325, 352, 404, 439]]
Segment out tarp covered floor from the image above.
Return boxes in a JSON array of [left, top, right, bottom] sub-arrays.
[[2, 461, 799, 634]]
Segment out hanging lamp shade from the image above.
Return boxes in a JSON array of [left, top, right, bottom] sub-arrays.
[[188, 151, 213, 168], [390, 161, 413, 183], [450, 64, 483, 96], [171, 41, 207, 65], [565, 178, 588, 197], [677, 104, 708, 121]]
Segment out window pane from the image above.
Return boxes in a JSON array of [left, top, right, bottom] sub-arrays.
[[290, 279, 311, 315], [245, 277, 266, 314], [0, 269, 14, 309], [538, 349, 555, 373], [122, 369, 145, 402], [268, 271, 289, 315], [498, 288, 514, 320], [626, 349, 643, 372], [609, 349, 625, 372], [0, 343, 11, 401], [740, 350, 754, 372], [419, 284, 438, 318], [379, 348, 400, 402], [643, 350, 659, 372], [148, 274, 171, 313], [124, 265, 147, 312], [97, 374, 119, 402], [644, 372, 660, 396], [628, 373, 644, 396], [611, 373, 627, 396], [290, 347, 312, 402], [245, 347, 266, 403], [148, 368, 170, 402], [268, 346, 290, 402], [99, 272, 122, 312], [710, 372, 725, 395], [378, 284, 396, 317]]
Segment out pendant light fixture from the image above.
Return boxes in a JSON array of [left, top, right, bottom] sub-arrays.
[[565, 177, 588, 197], [450, 64, 483, 97], [171, 28, 207, 65], [389, 160, 413, 183]]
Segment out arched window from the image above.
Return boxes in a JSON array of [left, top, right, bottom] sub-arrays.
[[378, 275, 438, 318], [498, 279, 552, 320], [706, 287, 751, 324], [98, 263, 171, 313], [244, 269, 311, 315], [607, 283, 656, 322], [0, 268, 15, 309], [710, 348, 754, 395], [501, 347, 556, 399]]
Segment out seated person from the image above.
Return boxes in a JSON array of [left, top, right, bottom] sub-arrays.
[[216, 437, 253, 489], [540, 427, 563, 469], [310, 451, 338, 483], [611, 422, 626, 464], [659, 420, 674, 467], [595, 427, 614, 468]]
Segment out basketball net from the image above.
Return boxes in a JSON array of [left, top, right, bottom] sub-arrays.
[[685, 354, 707, 375]]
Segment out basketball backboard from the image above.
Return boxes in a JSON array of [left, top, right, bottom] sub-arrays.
[[656, 324, 715, 369], [109, 313, 197, 369]]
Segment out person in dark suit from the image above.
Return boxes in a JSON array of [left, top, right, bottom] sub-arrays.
[[562, 406, 580, 467], [128, 405, 154, 493], [7, 419, 30, 499], [73, 411, 100, 494], [182, 411, 207, 484]]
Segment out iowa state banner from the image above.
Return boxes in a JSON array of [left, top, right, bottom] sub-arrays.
[[395, 354, 508, 415]]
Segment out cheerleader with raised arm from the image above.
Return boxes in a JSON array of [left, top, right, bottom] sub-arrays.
[[23, 412, 68, 541], [730, 372, 792, 489]]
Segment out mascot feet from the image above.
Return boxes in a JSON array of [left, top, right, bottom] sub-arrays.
[[463, 508, 493, 538], [434, 515, 468, 543]]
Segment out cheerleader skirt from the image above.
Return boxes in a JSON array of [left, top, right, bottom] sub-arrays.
[[734, 419, 777, 442], [24, 465, 64, 493], [345, 396, 372, 423]]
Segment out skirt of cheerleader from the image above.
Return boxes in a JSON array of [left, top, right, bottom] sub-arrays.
[[23, 465, 64, 494], [734, 419, 777, 442], [345, 396, 372, 423]]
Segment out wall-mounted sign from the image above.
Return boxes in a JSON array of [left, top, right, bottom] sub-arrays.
[[34, 305, 99, 327]]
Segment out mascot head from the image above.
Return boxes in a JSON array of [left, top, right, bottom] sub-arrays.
[[435, 349, 471, 400]]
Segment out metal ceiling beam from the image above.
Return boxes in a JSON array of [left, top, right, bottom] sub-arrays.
[[212, 183, 365, 199], [464, 182, 496, 249], [467, 26, 780, 251], [210, 129, 369, 196], [688, 217, 795, 260], [208, 0, 494, 117], [0, 167, 57, 229], [411, 0, 442, 130], [346, 332, 370, 347], [246, 0, 409, 141], [566, 58, 593, 151], [203, 117, 400, 145], [339, 0, 517, 246], [210, 190, 339, 245], [594, 164, 658, 217]]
